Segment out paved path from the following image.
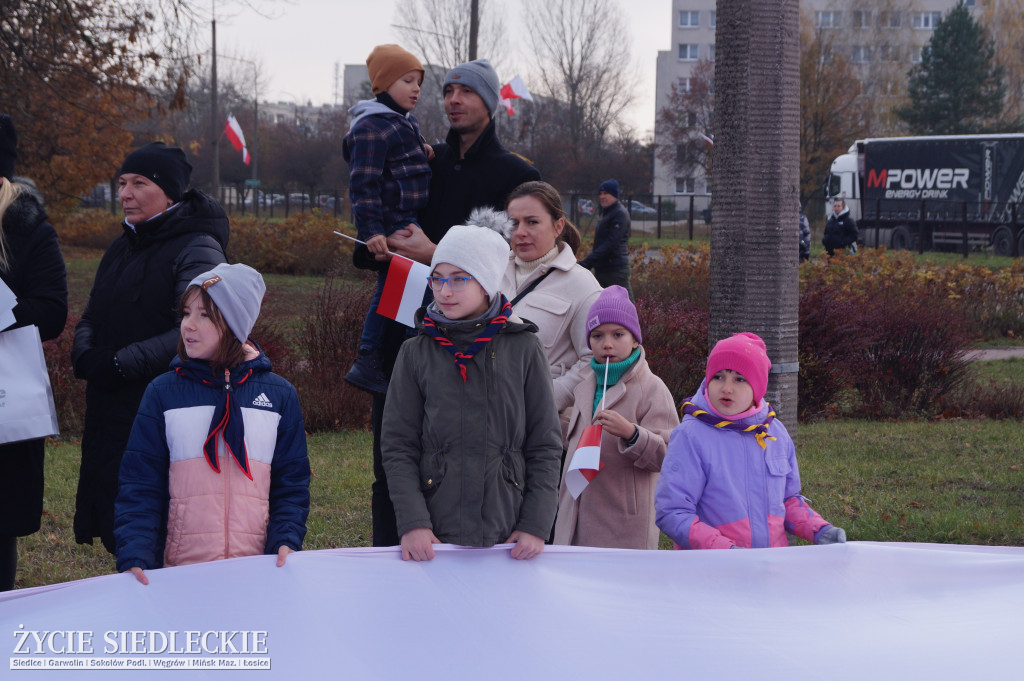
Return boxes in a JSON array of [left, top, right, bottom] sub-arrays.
[[966, 347, 1024, 361]]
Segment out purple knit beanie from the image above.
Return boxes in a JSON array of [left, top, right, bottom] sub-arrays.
[[585, 285, 641, 345], [705, 332, 772, 404]]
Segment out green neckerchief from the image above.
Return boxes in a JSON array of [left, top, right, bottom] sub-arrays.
[[590, 347, 641, 413]]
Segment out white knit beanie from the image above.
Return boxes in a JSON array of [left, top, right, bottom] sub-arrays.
[[430, 208, 511, 300]]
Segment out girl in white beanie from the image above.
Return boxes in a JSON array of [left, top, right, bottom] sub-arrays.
[[114, 263, 310, 584], [382, 209, 562, 562]]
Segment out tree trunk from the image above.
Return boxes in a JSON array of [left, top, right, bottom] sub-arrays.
[[709, 0, 801, 429]]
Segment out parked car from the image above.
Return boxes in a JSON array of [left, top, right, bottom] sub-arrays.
[[627, 200, 657, 215], [577, 198, 594, 216], [318, 195, 344, 211]]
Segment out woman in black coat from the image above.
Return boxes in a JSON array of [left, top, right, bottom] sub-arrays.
[[70, 142, 228, 554], [0, 114, 69, 590]]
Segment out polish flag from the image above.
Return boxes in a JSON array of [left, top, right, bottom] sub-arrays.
[[698, 132, 714, 147], [499, 75, 533, 116], [377, 255, 431, 328], [565, 424, 605, 499], [224, 114, 251, 165]]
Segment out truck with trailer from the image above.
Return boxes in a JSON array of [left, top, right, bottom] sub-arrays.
[[824, 134, 1024, 256]]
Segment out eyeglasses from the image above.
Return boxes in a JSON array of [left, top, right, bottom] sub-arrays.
[[426, 275, 475, 292]]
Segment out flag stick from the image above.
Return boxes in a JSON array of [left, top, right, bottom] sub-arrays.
[[597, 357, 610, 414], [332, 231, 417, 264]]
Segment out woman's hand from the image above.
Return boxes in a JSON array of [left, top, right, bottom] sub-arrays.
[[401, 528, 441, 561], [125, 567, 149, 585], [276, 545, 295, 566], [505, 531, 544, 560], [594, 409, 635, 440]]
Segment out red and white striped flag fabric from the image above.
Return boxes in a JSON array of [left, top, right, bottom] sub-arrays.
[[377, 256, 431, 328], [499, 75, 533, 117], [224, 114, 251, 165], [565, 424, 604, 499]]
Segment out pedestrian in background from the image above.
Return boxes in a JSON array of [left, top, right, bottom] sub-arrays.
[[579, 179, 633, 299]]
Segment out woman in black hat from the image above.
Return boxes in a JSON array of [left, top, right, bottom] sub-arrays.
[[0, 114, 68, 589], [71, 141, 229, 555]]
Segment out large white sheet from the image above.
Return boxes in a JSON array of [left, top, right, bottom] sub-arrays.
[[3, 542, 1022, 679]]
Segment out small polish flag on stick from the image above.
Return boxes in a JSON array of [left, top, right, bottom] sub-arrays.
[[499, 75, 533, 116], [565, 360, 610, 499], [224, 114, 251, 165], [333, 231, 429, 328]]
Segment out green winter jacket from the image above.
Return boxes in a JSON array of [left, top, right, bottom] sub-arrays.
[[382, 308, 562, 547]]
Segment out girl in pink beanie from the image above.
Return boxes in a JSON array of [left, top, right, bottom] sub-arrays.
[[553, 286, 678, 549], [655, 332, 846, 549]]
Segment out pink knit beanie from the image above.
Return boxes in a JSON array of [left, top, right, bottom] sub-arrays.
[[705, 332, 772, 404], [585, 285, 641, 344]]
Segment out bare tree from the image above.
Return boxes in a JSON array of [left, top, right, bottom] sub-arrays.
[[392, 0, 507, 94], [656, 58, 715, 187], [524, 0, 635, 161], [711, 0, 801, 427]]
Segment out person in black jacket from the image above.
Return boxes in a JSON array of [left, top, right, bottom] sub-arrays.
[[822, 197, 858, 256], [0, 114, 68, 590], [579, 179, 633, 299], [352, 59, 541, 546], [71, 142, 228, 554]]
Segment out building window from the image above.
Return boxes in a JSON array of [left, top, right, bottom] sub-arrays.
[[709, 11, 716, 28], [964, 0, 975, 7], [880, 44, 901, 62], [911, 46, 924, 63], [678, 77, 692, 92], [676, 177, 696, 194], [853, 11, 871, 29], [679, 10, 699, 28], [913, 12, 942, 29], [852, 45, 872, 63], [815, 11, 842, 28], [678, 44, 699, 61], [709, 44, 715, 61], [878, 11, 901, 28], [687, 111, 698, 127], [704, 178, 712, 195]]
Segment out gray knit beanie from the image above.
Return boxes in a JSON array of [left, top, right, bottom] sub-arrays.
[[189, 263, 266, 344], [442, 59, 501, 116]]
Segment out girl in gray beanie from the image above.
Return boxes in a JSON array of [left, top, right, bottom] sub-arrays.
[[381, 208, 563, 563], [114, 263, 310, 584]]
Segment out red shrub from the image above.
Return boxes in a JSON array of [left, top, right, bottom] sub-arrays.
[[636, 295, 708, 405]]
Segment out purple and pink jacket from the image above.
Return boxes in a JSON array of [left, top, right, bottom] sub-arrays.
[[654, 381, 830, 549]]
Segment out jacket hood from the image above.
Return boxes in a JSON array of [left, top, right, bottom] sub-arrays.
[[124, 188, 229, 250], [444, 117, 499, 158], [688, 378, 770, 427], [348, 99, 406, 128], [833, 206, 850, 218], [3, 177, 47, 231]]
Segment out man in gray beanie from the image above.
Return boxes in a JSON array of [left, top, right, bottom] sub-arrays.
[[359, 56, 540, 548]]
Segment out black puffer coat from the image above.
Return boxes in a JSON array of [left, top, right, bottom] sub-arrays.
[[0, 179, 68, 537], [71, 189, 228, 551]]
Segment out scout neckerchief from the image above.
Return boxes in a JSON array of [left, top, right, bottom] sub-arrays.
[[175, 364, 255, 480], [680, 400, 778, 450], [422, 295, 512, 382]]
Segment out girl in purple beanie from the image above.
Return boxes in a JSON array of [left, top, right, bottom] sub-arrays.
[[655, 332, 847, 550], [553, 285, 678, 549]]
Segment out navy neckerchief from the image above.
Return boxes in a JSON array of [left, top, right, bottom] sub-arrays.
[[421, 295, 512, 382], [681, 400, 778, 450], [175, 364, 255, 479]]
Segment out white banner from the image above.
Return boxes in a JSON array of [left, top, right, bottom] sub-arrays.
[[2, 543, 1022, 679]]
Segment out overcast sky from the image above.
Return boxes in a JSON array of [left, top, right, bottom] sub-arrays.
[[218, 0, 671, 136]]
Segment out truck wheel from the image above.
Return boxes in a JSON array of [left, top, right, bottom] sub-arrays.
[[891, 226, 912, 250], [992, 226, 1014, 257]]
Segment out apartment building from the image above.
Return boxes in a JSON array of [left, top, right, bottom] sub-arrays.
[[652, 0, 978, 199]]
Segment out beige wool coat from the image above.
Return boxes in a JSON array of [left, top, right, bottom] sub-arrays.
[[501, 243, 602, 412], [553, 349, 679, 550]]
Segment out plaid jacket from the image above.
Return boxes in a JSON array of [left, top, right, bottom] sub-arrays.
[[343, 102, 431, 240]]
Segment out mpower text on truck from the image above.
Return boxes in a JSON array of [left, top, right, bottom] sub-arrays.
[[825, 134, 1024, 256]]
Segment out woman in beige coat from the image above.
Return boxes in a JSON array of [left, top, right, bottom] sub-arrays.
[[503, 181, 602, 412], [553, 286, 678, 549]]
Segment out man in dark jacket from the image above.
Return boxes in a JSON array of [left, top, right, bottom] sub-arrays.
[[822, 197, 858, 256], [356, 59, 541, 546], [580, 179, 633, 298], [71, 142, 228, 554]]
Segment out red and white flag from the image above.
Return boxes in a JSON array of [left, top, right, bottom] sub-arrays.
[[565, 424, 604, 499], [224, 114, 251, 165], [499, 75, 533, 116], [698, 132, 714, 147], [377, 255, 431, 328]]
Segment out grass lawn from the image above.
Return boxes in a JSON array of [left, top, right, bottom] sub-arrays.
[[13, 414, 1023, 590]]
